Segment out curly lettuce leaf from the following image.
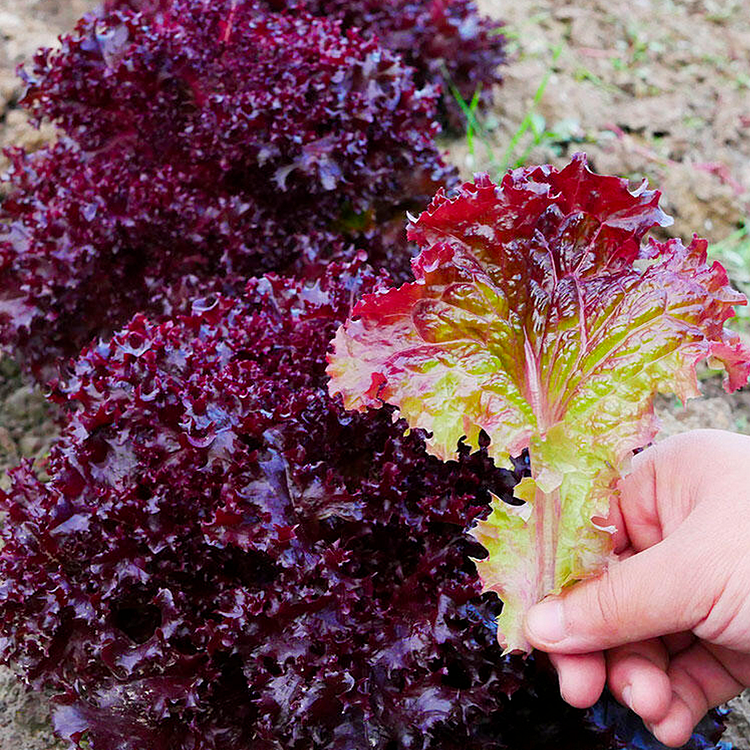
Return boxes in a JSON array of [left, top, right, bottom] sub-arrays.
[[328, 154, 750, 652]]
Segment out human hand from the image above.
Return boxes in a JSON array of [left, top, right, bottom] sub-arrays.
[[523, 429, 750, 747]]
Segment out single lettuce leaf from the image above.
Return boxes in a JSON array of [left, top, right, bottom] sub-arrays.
[[328, 154, 750, 652]]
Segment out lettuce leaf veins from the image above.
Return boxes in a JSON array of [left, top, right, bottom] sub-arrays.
[[328, 154, 750, 652]]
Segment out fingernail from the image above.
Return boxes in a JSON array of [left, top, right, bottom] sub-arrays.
[[622, 685, 633, 710], [525, 597, 567, 644]]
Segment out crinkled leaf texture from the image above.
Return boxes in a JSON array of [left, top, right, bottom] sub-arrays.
[[106, 0, 508, 128], [328, 154, 750, 652], [1, 258, 697, 750], [1, 1, 452, 381]]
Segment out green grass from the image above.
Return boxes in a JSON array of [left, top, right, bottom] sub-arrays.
[[497, 43, 564, 173], [448, 43, 573, 177]]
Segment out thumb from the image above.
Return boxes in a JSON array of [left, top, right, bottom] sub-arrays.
[[524, 531, 708, 653]]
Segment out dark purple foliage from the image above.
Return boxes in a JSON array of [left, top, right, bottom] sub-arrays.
[[0, 2, 452, 380], [107, 0, 507, 126], [0, 261, 721, 750], [269, 0, 508, 126]]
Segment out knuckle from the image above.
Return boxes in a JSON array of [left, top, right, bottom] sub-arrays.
[[584, 567, 625, 630], [693, 587, 744, 647]]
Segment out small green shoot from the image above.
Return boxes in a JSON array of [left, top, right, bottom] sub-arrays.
[[498, 43, 563, 173], [443, 70, 501, 174], [448, 43, 591, 177], [464, 87, 483, 158]]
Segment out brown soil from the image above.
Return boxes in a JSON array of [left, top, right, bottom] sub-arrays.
[[1, 0, 750, 747], [464, 0, 750, 242]]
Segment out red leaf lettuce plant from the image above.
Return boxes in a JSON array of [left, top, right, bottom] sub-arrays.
[[0, 177, 731, 750], [328, 154, 750, 652], [106, 0, 507, 127], [0, 0, 452, 381], [0, 260, 651, 750]]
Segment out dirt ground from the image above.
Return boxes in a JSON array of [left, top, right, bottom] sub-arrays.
[[470, 0, 750, 240], [0, 0, 749, 748]]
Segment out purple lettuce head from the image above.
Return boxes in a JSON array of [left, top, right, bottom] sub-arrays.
[[0, 1, 452, 380], [0, 260, 720, 750], [106, 0, 508, 126]]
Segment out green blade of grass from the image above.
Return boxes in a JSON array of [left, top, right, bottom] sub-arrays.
[[442, 70, 500, 172], [465, 87, 483, 156], [446, 42, 565, 178], [498, 42, 563, 174]]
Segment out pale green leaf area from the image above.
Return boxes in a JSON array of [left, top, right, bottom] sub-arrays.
[[329, 162, 749, 652]]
